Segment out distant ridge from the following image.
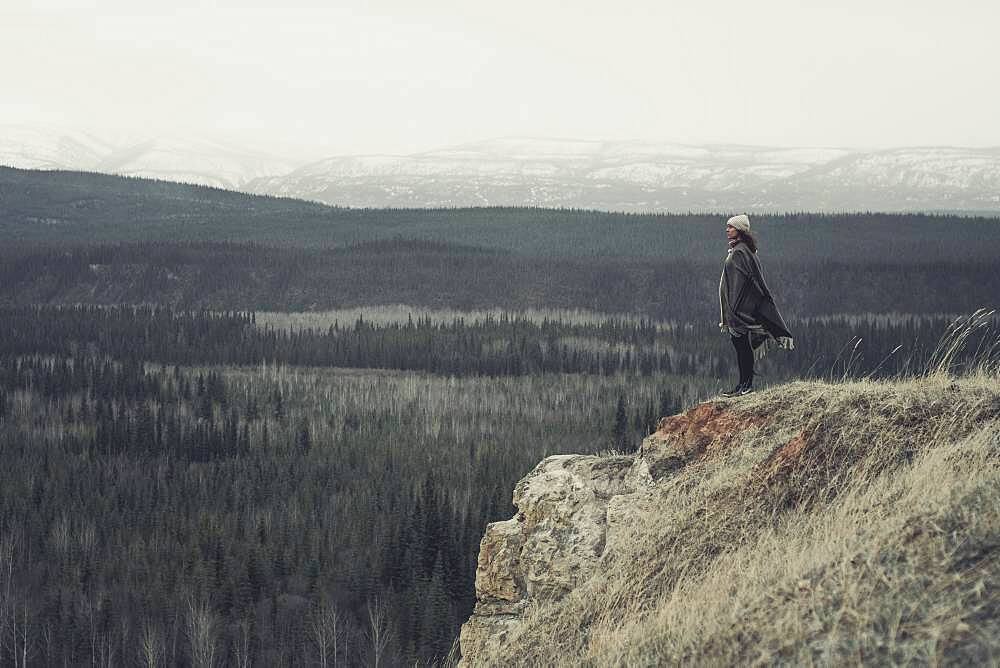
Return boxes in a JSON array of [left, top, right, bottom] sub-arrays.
[[2, 125, 999, 212], [246, 139, 1000, 212], [0, 123, 299, 191]]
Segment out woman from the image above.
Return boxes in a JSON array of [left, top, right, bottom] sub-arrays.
[[718, 214, 795, 396]]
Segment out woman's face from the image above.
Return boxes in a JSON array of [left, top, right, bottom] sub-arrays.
[[726, 225, 739, 241]]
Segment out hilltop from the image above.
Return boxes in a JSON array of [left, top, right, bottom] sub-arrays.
[[460, 370, 1000, 665]]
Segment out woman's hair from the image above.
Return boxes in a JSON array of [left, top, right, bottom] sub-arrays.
[[737, 229, 758, 253]]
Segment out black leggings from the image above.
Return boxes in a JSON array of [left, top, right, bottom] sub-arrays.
[[730, 333, 754, 385]]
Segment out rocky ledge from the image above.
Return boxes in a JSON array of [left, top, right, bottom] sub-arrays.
[[459, 399, 772, 664]]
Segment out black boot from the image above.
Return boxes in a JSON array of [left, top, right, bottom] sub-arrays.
[[722, 380, 747, 397], [728, 334, 754, 398]]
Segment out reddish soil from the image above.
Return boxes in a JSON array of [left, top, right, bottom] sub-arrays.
[[649, 402, 772, 461], [754, 429, 812, 481]]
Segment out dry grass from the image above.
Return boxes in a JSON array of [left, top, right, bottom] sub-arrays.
[[472, 311, 1000, 666]]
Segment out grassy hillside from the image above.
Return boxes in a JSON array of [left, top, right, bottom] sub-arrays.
[[3, 167, 1000, 260], [467, 336, 1000, 664]]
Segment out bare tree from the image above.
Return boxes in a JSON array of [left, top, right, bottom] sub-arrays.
[[139, 622, 164, 668], [364, 597, 391, 668], [77, 593, 98, 668], [97, 630, 115, 668], [0, 535, 15, 666], [18, 600, 33, 668], [119, 614, 130, 668], [231, 616, 252, 668], [41, 623, 53, 666], [168, 605, 181, 667], [185, 597, 219, 668], [309, 600, 340, 668], [443, 635, 462, 668]]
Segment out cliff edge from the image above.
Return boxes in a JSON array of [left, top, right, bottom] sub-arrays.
[[460, 375, 1000, 665]]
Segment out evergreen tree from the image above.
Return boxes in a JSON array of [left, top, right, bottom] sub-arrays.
[[297, 422, 312, 454], [613, 393, 629, 451], [273, 391, 285, 422]]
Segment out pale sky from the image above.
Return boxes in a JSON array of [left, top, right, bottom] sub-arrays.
[[1, 0, 998, 159]]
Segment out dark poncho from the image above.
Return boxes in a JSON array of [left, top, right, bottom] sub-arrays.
[[718, 240, 795, 362]]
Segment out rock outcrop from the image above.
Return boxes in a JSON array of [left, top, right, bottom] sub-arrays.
[[459, 454, 634, 661], [458, 377, 1000, 666], [459, 398, 774, 664]]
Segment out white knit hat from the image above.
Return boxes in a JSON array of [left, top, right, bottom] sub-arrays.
[[726, 214, 750, 233]]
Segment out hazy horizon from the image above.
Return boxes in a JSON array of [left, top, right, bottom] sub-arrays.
[[3, 0, 999, 160], [12, 119, 1000, 166]]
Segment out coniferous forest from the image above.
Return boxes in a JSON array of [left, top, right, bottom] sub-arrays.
[[0, 168, 998, 666]]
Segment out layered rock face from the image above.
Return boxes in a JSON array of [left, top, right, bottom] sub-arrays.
[[458, 454, 634, 662], [459, 399, 770, 665]]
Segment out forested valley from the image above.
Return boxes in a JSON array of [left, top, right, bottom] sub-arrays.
[[0, 168, 997, 666]]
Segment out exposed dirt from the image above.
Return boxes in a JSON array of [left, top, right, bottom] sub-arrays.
[[651, 401, 773, 460]]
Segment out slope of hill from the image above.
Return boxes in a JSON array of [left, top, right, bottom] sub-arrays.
[[3, 167, 1000, 262], [460, 358, 1000, 664]]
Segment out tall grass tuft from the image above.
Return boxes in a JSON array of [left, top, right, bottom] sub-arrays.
[[923, 308, 999, 379]]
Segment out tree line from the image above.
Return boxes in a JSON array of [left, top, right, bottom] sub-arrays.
[[2, 240, 997, 323], [2, 305, 990, 382]]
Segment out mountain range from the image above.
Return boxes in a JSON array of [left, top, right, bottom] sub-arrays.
[[2, 124, 998, 212]]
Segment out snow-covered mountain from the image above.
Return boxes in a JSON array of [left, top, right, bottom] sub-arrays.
[[3, 126, 999, 212], [774, 147, 1000, 211], [0, 124, 299, 190], [244, 138, 1000, 212]]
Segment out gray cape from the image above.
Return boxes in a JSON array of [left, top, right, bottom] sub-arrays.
[[719, 241, 795, 362]]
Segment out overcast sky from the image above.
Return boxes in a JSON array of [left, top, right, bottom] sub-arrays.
[[2, 0, 998, 159]]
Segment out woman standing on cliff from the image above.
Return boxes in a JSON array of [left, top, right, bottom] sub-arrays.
[[718, 214, 795, 396]]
